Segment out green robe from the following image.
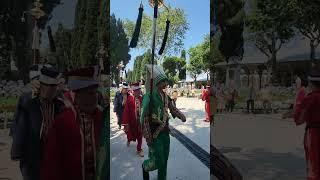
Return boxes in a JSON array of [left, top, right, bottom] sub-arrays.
[[140, 89, 166, 125], [95, 107, 110, 180], [140, 90, 170, 180]]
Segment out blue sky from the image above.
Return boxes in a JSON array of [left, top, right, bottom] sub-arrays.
[[111, 0, 210, 71]]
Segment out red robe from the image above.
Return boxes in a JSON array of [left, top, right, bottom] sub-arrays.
[[202, 90, 216, 122], [122, 95, 142, 142], [294, 90, 320, 180], [40, 106, 103, 180]]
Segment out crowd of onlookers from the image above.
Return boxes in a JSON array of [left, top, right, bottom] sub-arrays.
[[111, 80, 310, 115]]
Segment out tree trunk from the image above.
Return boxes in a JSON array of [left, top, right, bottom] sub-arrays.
[[310, 40, 316, 63], [211, 145, 243, 180], [210, 69, 215, 86], [271, 51, 278, 84]]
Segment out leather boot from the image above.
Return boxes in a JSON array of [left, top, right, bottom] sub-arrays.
[[142, 164, 149, 180]]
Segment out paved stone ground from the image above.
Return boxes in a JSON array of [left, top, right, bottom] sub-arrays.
[[213, 112, 306, 180], [110, 97, 210, 180], [1, 97, 305, 180], [0, 129, 22, 180]]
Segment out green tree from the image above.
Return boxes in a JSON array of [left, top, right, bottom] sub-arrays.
[[211, 33, 225, 84], [71, 0, 109, 68], [200, 35, 211, 73], [97, 0, 110, 74], [126, 69, 131, 83], [0, 33, 10, 78], [133, 55, 143, 82], [110, 14, 130, 84], [163, 56, 178, 85], [71, 0, 87, 67], [247, 0, 296, 82], [188, 45, 204, 85], [292, 0, 320, 61], [124, 6, 189, 58], [140, 49, 152, 79], [179, 50, 187, 80], [162, 56, 186, 85], [80, 0, 99, 66], [216, 0, 245, 61], [53, 23, 72, 71], [181, 49, 186, 59]]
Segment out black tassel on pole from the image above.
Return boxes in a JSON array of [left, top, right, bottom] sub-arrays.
[[129, 3, 144, 48], [158, 19, 170, 55], [47, 26, 56, 52]]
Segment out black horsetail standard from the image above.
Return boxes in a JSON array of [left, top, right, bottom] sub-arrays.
[[129, 3, 144, 48], [158, 19, 170, 55]]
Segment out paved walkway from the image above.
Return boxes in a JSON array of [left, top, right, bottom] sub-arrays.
[[0, 129, 22, 180], [110, 97, 210, 180], [213, 113, 306, 180]]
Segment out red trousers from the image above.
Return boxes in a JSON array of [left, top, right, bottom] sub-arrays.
[[304, 128, 320, 180], [125, 126, 143, 151], [136, 132, 142, 151]]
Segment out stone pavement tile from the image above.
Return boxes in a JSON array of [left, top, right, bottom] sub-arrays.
[[110, 98, 209, 180], [0, 130, 22, 180], [213, 113, 306, 179]]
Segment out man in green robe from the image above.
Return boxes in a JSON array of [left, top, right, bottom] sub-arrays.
[[140, 65, 186, 180]]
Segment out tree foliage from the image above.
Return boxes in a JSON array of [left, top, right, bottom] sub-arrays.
[[98, 0, 110, 74], [53, 24, 72, 71], [188, 44, 205, 83], [291, 0, 320, 61], [124, 6, 189, 58], [71, 0, 108, 68], [179, 50, 187, 80], [71, 0, 87, 67], [79, 0, 99, 66], [216, 0, 245, 61], [110, 14, 130, 84], [140, 49, 152, 79], [162, 56, 185, 85], [129, 50, 152, 83], [247, 0, 296, 81]]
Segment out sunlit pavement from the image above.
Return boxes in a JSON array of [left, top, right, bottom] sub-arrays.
[[110, 97, 210, 180], [213, 112, 306, 180]]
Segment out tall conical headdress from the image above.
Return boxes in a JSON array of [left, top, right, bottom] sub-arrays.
[[145, 64, 167, 92]]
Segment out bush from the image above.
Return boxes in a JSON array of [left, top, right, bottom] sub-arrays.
[[110, 90, 116, 97], [0, 97, 18, 112]]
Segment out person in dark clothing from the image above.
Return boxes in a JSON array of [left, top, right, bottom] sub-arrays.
[[226, 88, 237, 112], [11, 66, 64, 180], [113, 82, 129, 129], [10, 64, 55, 136], [246, 86, 256, 113]]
